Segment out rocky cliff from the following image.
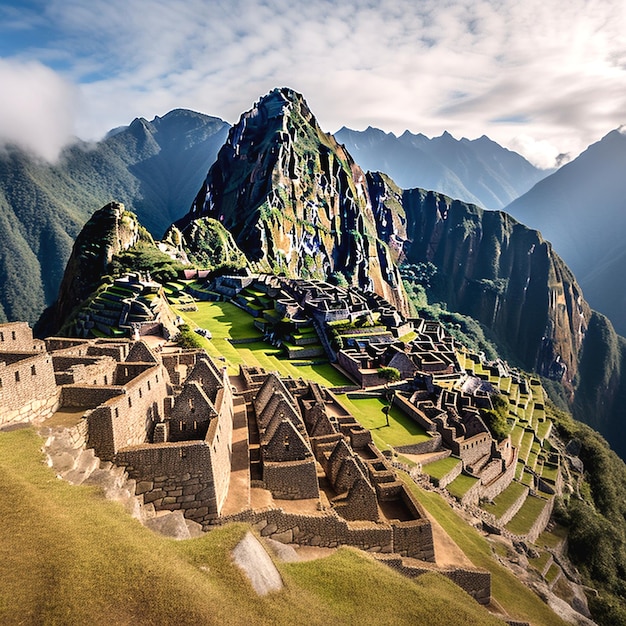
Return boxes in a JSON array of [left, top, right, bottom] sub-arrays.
[[36, 202, 145, 336], [400, 188, 589, 390], [176, 87, 408, 314]]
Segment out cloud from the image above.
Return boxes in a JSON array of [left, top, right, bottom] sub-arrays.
[[1, 0, 626, 167], [0, 59, 78, 160]]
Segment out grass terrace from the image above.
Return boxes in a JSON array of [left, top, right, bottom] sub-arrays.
[[446, 473, 478, 500], [421, 456, 461, 482], [176, 301, 351, 388], [336, 395, 431, 451], [480, 481, 527, 520], [505, 494, 550, 536], [399, 474, 568, 626]]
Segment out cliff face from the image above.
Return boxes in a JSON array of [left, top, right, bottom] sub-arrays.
[[36, 202, 142, 336], [394, 188, 589, 389], [177, 87, 408, 314]]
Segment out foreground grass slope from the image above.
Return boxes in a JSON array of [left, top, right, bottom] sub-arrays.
[[0, 428, 503, 626]]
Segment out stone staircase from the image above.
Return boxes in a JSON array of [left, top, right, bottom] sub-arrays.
[[41, 422, 204, 540]]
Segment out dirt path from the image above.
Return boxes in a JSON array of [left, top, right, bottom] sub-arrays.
[[425, 508, 475, 569]]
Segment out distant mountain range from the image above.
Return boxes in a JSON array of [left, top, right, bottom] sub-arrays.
[[334, 126, 551, 210], [0, 109, 228, 324], [504, 128, 626, 336]]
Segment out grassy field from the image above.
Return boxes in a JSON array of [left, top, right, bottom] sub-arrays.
[[336, 396, 431, 450], [480, 481, 528, 520], [176, 301, 350, 387], [0, 428, 504, 626]]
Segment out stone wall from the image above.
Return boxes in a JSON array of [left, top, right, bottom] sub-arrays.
[[0, 322, 44, 352], [377, 555, 491, 605], [262, 459, 319, 499], [116, 366, 234, 521], [117, 441, 220, 523], [53, 356, 117, 386], [395, 434, 442, 455], [214, 505, 434, 560], [480, 448, 518, 503], [207, 384, 234, 513], [0, 351, 59, 426], [392, 394, 437, 433], [498, 485, 530, 527], [434, 457, 463, 489], [86, 364, 169, 460]]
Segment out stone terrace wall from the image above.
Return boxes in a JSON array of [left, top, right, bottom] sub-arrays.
[[507, 496, 554, 544], [435, 458, 463, 489], [499, 485, 530, 527], [117, 441, 220, 524], [393, 394, 437, 433], [212, 489, 434, 560], [480, 448, 518, 503], [0, 352, 59, 426], [376, 555, 491, 605]]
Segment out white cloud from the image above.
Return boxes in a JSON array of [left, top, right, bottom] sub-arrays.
[[0, 59, 78, 161], [1, 0, 626, 166]]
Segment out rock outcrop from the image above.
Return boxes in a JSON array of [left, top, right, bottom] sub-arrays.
[[176, 87, 409, 315], [36, 202, 144, 337]]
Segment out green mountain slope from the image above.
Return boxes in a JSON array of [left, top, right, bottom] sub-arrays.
[[0, 109, 229, 325], [177, 87, 408, 315]]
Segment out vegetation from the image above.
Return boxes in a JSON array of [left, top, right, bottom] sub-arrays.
[[547, 402, 626, 625], [0, 428, 505, 626], [480, 393, 511, 441], [176, 323, 205, 349], [109, 241, 186, 284]]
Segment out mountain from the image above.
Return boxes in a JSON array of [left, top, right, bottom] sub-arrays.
[[176, 87, 408, 314], [167, 88, 626, 459], [334, 126, 550, 210], [0, 109, 229, 325], [504, 128, 626, 336]]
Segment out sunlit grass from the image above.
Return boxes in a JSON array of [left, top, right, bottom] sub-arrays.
[[0, 427, 506, 625]]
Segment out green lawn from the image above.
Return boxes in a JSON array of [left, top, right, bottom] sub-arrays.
[[480, 481, 527, 520], [336, 396, 431, 450], [176, 302, 351, 388], [422, 456, 461, 481]]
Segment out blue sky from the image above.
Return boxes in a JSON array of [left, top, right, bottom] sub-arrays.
[[0, 0, 625, 166]]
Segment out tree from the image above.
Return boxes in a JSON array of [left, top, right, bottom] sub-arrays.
[[377, 367, 401, 427]]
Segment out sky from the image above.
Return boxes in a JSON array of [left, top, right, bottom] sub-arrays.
[[0, 0, 625, 167]]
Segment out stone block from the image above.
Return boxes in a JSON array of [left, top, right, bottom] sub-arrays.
[[135, 480, 154, 495], [261, 523, 277, 537], [144, 489, 165, 503], [272, 529, 293, 544], [183, 483, 203, 496]]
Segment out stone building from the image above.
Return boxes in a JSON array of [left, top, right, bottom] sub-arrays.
[[0, 324, 58, 427]]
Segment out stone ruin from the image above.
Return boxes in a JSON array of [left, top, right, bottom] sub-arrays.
[[0, 322, 493, 605]]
